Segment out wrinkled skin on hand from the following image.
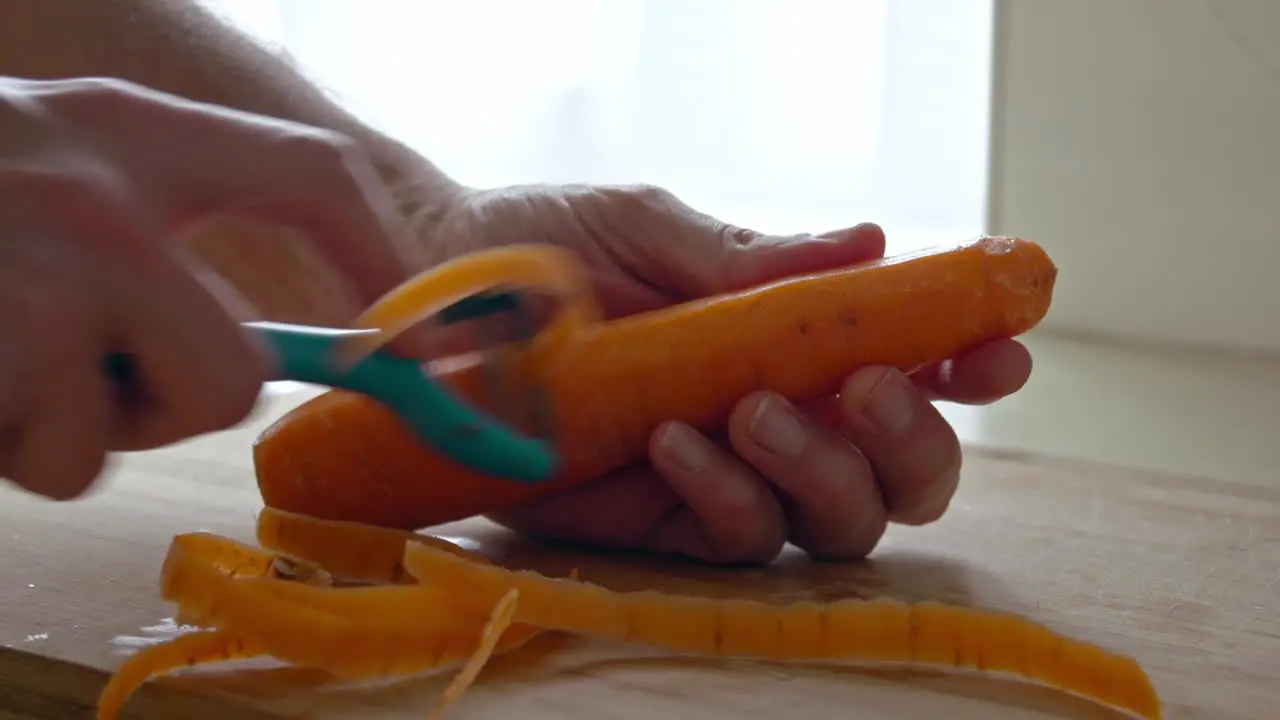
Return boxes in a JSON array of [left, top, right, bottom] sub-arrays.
[[412, 183, 1033, 565]]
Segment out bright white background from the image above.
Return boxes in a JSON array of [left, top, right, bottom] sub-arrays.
[[200, 0, 995, 258]]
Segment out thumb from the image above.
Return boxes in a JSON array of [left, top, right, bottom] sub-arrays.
[[690, 221, 888, 296]]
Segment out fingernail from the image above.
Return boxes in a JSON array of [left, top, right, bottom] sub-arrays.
[[657, 421, 713, 473], [749, 394, 808, 456], [849, 367, 916, 435]]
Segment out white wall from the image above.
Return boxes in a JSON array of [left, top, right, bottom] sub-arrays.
[[988, 0, 1280, 355]]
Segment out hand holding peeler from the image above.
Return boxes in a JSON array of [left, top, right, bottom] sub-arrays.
[[104, 290, 559, 484]]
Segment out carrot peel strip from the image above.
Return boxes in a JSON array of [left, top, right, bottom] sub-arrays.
[[97, 534, 540, 720], [338, 244, 599, 365], [96, 630, 267, 720], [428, 588, 521, 720], [99, 521, 1162, 720], [400, 539, 1164, 720]]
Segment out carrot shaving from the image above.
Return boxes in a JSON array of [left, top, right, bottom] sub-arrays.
[[400, 540, 1162, 719], [337, 243, 599, 366], [97, 630, 266, 719], [428, 588, 521, 720], [98, 518, 1163, 720]]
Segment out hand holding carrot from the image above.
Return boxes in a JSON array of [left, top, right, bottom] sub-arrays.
[[415, 184, 1034, 564]]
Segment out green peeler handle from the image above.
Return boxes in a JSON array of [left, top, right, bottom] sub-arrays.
[[103, 321, 558, 484]]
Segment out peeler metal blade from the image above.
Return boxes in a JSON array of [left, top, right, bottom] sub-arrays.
[[438, 288, 557, 449]]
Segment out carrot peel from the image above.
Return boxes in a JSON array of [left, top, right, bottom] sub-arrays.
[[98, 512, 1162, 720], [97, 630, 266, 720], [401, 539, 1163, 720], [336, 243, 599, 366]]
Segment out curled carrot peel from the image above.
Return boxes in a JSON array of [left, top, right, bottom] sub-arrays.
[[97, 531, 543, 720], [254, 236, 1061, 530], [97, 630, 267, 720], [99, 517, 1162, 720], [337, 244, 600, 366]]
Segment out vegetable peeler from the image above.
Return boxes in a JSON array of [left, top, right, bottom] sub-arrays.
[[103, 291, 558, 484]]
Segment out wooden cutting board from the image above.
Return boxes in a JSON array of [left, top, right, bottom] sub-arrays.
[[0, 387, 1276, 719]]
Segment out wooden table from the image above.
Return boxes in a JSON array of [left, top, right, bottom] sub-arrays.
[[0, 387, 1276, 719]]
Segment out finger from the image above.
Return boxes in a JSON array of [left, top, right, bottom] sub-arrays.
[[56, 80, 416, 301], [725, 392, 888, 561], [910, 338, 1033, 404], [184, 133, 437, 360], [484, 462, 784, 565], [103, 242, 272, 451], [163, 123, 414, 302], [647, 421, 788, 564], [5, 352, 113, 500], [610, 184, 888, 298], [705, 222, 888, 295], [485, 465, 687, 550], [835, 366, 963, 526], [0, 256, 111, 500], [52, 81, 433, 356]]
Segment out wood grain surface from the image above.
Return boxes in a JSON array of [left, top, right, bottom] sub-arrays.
[[0, 387, 1275, 719]]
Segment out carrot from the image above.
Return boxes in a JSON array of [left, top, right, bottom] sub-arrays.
[[254, 236, 1058, 529], [98, 523, 1161, 720]]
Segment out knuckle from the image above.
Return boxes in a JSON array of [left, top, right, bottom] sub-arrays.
[[56, 76, 141, 102], [626, 183, 675, 203], [280, 128, 381, 196], [620, 183, 682, 214], [594, 183, 679, 213], [33, 77, 148, 121], [289, 128, 360, 170]]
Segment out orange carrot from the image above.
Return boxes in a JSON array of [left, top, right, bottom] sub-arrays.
[[254, 236, 1058, 530]]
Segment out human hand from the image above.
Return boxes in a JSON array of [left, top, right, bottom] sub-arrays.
[[0, 77, 424, 500], [414, 183, 1033, 565]]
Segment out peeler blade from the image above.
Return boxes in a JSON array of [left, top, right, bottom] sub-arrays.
[[441, 288, 557, 448]]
